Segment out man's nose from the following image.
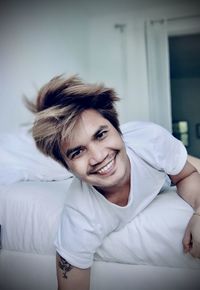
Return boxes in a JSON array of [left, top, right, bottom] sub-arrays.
[[89, 144, 106, 166]]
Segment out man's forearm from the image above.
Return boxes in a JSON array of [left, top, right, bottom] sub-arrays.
[[176, 171, 200, 212], [56, 253, 90, 290]]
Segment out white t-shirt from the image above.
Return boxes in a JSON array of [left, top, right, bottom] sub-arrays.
[[54, 121, 187, 269]]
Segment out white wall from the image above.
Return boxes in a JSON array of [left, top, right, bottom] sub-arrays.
[[0, 0, 199, 132], [0, 1, 90, 132], [88, 0, 200, 124]]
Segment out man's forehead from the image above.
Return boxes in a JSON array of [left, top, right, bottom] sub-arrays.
[[61, 109, 111, 148]]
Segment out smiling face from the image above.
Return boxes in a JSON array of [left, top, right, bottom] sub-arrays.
[[61, 109, 130, 195]]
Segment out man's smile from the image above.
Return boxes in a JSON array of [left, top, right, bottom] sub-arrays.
[[97, 158, 115, 175], [89, 152, 118, 175]]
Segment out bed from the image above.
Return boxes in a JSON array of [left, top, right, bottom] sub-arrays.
[[0, 126, 200, 290]]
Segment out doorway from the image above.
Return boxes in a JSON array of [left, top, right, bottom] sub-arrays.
[[169, 33, 200, 158]]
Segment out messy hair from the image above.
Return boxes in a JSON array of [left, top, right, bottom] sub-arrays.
[[26, 75, 121, 169]]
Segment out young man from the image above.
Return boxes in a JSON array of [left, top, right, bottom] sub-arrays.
[[28, 75, 200, 290]]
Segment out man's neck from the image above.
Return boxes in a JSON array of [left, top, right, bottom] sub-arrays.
[[95, 179, 130, 207]]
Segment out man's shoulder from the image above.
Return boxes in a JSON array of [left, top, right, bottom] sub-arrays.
[[65, 177, 95, 208], [65, 177, 86, 203], [66, 177, 90, 196], [120, 121, 154, 133], [121, 121, 164, 143]]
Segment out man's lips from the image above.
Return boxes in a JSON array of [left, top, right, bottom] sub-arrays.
[[97, 158, 115, 175], [89, 153, 117, 175]]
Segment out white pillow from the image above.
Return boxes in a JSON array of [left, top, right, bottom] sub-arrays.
[[2, 178, 200, 269], [95, 188, 200, 269], [0, 125, 72, 185]]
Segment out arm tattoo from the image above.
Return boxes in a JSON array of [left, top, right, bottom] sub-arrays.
[[58, 254, 73, 279]]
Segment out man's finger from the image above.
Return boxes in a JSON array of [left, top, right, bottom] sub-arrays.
[[182, 227, 192, 253], [190, 240, 200, 258]]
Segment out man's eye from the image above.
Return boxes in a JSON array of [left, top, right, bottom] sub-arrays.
[[71, 149, 83, 159], [97, 130, 108, 140]]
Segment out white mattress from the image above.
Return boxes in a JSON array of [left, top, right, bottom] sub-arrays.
[[1, 250, 200, 290]]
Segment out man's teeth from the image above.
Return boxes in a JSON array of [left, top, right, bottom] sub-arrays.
[[98, 159, 114, 174]]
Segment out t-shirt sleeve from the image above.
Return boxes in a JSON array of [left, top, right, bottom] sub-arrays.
[[122, 121, 187, 175], [54, 204, 103, 269], [152, 123, 187, 174]]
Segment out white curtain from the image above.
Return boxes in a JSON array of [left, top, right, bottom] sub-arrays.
[[145, 19, 172, 132], [145, 15, 200, 133]]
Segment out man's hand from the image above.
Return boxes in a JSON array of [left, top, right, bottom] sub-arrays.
[[170, 160, 200, 259], [183, 212, 200, 258]]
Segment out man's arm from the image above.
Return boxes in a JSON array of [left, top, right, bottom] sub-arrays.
[[56, 252, 90, 290], [169, 160, 200, 258]]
